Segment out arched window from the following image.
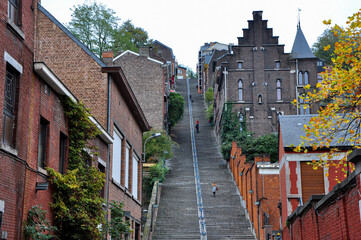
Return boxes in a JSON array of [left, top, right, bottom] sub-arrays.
[[304, 71, 309, 85], [276, 79, 282, 101], [298, 71, 303, 85], [238, 80, 243, 101], [299, 95, 310, 115]]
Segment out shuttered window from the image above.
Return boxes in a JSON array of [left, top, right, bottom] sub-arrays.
[[300, 162, 325, 204]]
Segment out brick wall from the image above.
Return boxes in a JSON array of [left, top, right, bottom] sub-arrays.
[[113, 52, 165, 131], [0, 0, 37, 238], [229, 142, 280, 240], [35, 8, 108, 128], [283, 174, 361, 240]]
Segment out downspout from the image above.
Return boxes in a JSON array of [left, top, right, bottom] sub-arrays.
[[105, 73, 112, 226], [255, 163, 260, 240]]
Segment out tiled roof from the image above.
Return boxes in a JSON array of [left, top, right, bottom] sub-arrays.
[[279, 115, 352, 148], [290, 26, 316, 59]]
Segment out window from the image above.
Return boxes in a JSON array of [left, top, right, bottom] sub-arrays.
[[298, 71, 303, 85], [3, 66, 17, 147], [59, 133, 67, 174], [8, 0, 18, 25], [125, 144, 130, 189], [112, 128, 122, 184], [317, 73, 323, 83], [238, 62, 243, 69], [238, 80, 243, 101], [276, 79, 282, 101], [275, 61, 280, 69], [98, 162, 105, 198], [299, 96, 310, 115], [304, 72, 309, 85], [38, 118, 49, 169], [132, 154, 139, 199]]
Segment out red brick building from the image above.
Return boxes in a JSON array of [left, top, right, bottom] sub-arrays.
[[229, 142, 280, 240], [177, 66, 187, 80], [283, 149, 361, 240], [35, 4, 150, 239], [278, 115, 350, 236]]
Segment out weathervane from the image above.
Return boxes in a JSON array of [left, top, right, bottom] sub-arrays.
[[297, 8, 301, 28]]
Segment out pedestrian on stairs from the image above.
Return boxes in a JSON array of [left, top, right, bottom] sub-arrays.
[[212, 181, 218, 197]]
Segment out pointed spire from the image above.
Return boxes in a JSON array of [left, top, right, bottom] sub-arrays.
[[297, 8, 301, 28], [290, 12, 316, 59]]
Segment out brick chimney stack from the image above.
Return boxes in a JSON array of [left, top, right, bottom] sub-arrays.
[[102, 51, 114, 66]]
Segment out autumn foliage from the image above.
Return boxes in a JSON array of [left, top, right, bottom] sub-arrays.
[[297, 9, 361, 177]]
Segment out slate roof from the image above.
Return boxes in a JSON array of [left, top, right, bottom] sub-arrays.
[[279, 115, 352, 148], [290, 26, 316, 59], [38, 4, 106, 67]]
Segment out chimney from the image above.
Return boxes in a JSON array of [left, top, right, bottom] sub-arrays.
[[139, 46, 150, 57], [102, 51, 114, 66]]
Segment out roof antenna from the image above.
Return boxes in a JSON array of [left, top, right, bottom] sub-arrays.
[[297, 8, 301, 28]]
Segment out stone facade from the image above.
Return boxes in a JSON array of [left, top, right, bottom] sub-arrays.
[[112, 49, 167, 131], [208, 11, 319, 139]]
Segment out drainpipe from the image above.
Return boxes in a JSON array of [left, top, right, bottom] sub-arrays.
[[105, 73, 112, 228], [223, 67, 228, 111]]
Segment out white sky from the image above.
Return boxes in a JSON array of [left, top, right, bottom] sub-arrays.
[[41, 0, 360, 71]]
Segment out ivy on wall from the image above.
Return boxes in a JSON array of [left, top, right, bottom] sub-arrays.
[[47, 96, 105, 239]]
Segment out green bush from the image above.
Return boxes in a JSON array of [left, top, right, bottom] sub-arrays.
[[205, 88, 214, 106], [143, 163, 168, 201], [168, 92, 185, 129], [220, 104, 278, 162], [24, 205, 58, 240]]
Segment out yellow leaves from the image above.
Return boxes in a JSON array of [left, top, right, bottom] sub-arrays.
[[316, 82, 322, 88], [304, 84, 311, 90], [323, 19, 332, 25], [324, 45, 331, 51]]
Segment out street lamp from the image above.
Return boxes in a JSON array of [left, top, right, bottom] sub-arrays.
[[143, 133, 161, 162]]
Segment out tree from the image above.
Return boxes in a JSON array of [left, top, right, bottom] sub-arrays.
[[68, 2, 120, 58], [312, 28, 340, 65], [186, 68, 196, 79], [297, 9, 361, 175], [221, 105, 278, 162], [168, 92, 185, 129], [143, 129, 175, 163], [113, 20, 151, 54], [107, 201, 132, 239]]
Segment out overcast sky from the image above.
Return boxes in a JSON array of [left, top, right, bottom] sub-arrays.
[[41, 0, 359, 71]]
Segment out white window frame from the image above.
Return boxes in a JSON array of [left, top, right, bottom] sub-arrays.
[[132, 154, 139, 199], [112, 128, 123, 185], [125, 144, 130, 189]]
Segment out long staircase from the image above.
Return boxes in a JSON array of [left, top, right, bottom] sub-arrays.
[[152, 79, 255, 240]]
